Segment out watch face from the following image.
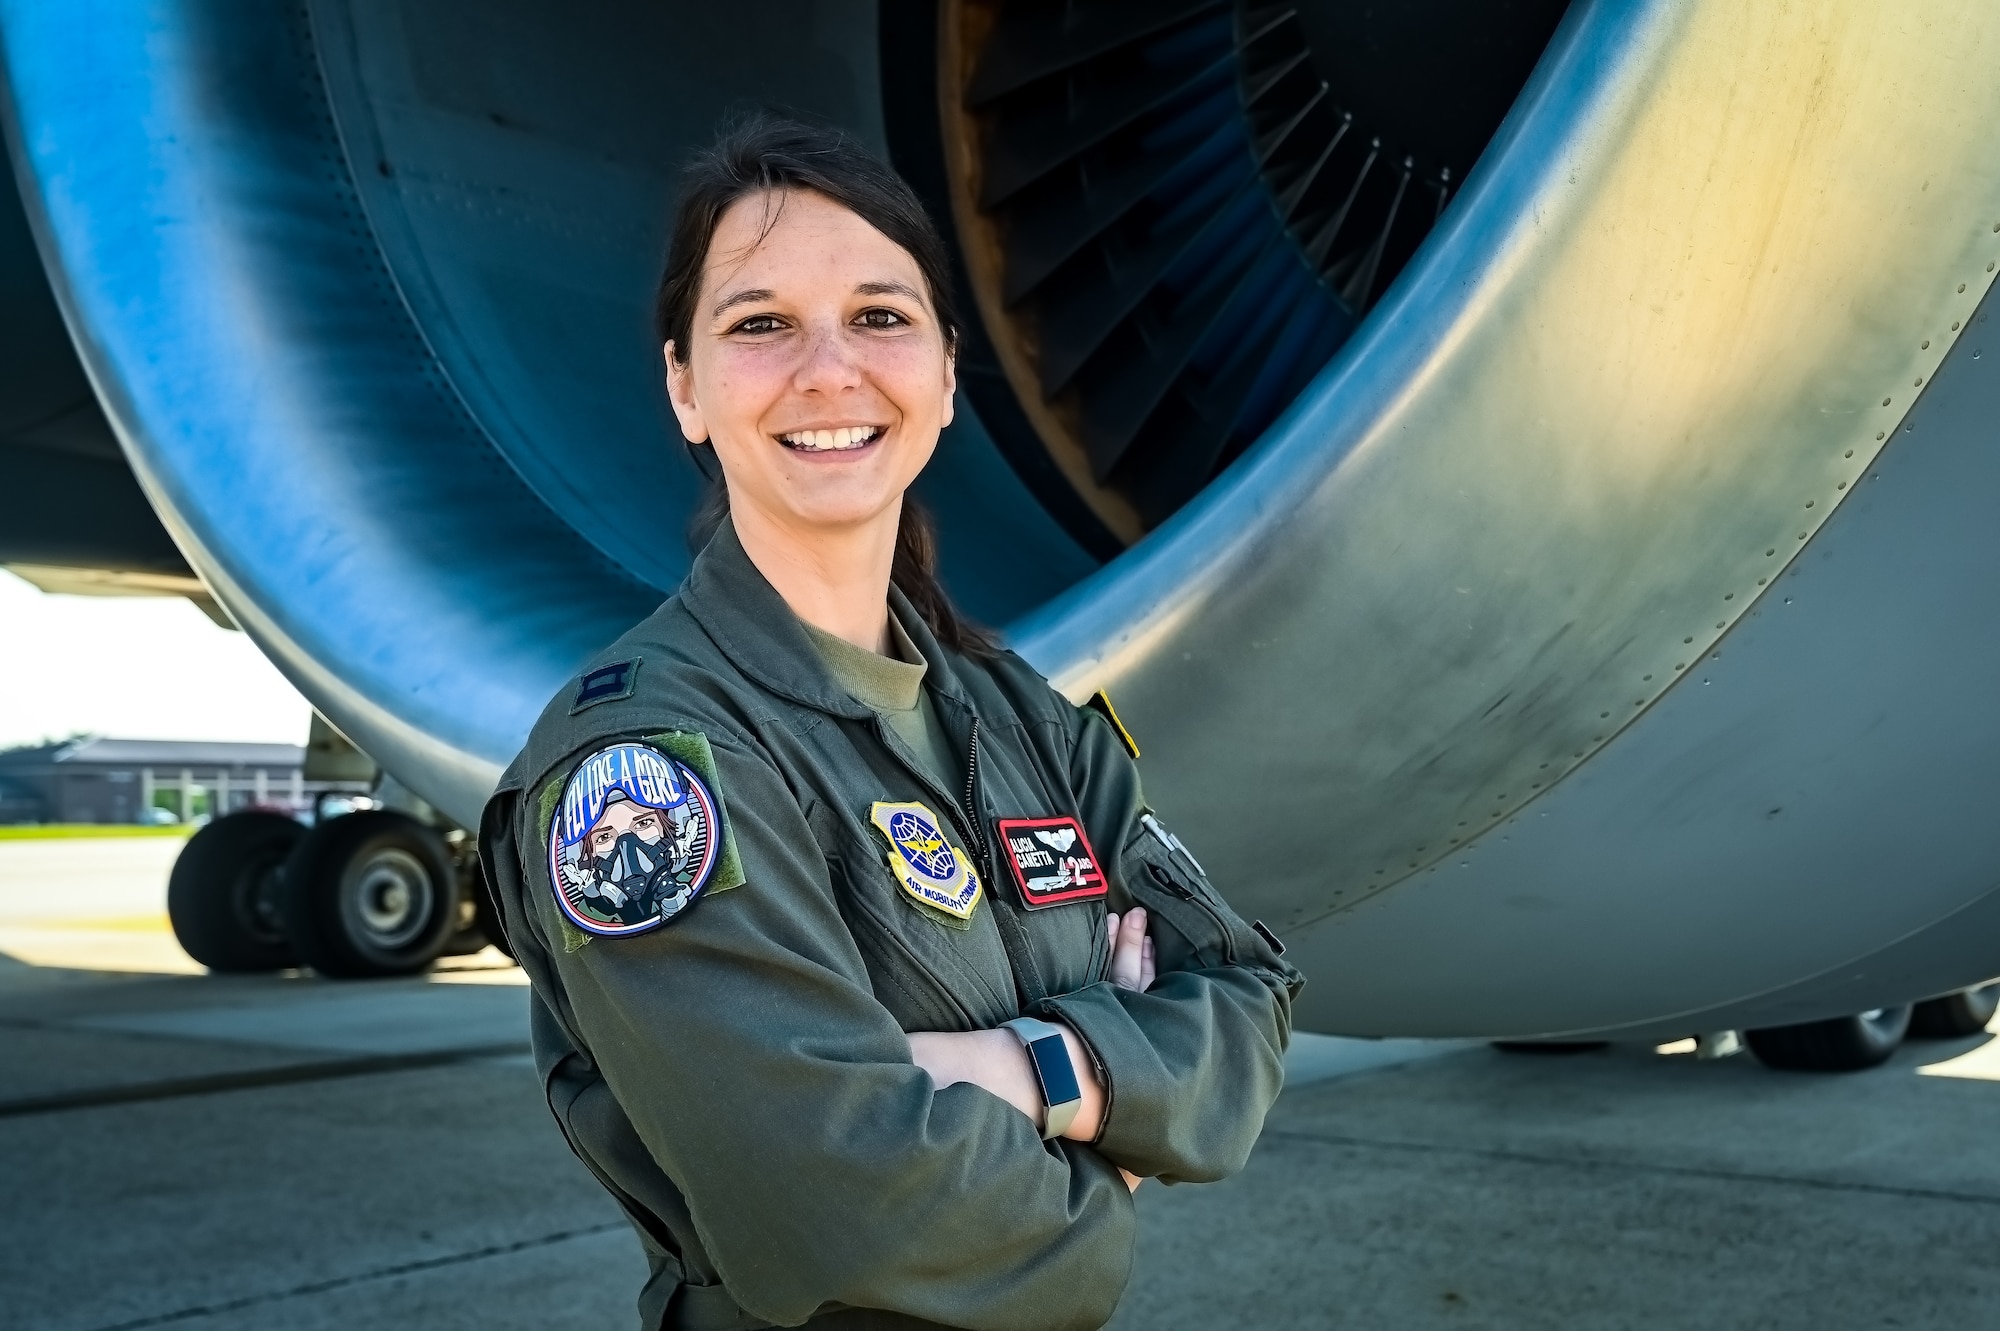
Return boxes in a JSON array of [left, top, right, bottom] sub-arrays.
[[1026, 1032, 1082, 1108]]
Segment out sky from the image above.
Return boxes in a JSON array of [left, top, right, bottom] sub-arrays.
[[0, 570, 312, 750]]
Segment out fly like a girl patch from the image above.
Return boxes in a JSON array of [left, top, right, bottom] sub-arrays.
[[995, 815, 1106, 908], [547, 741, 722, 937], [869, 801, 982, 921]]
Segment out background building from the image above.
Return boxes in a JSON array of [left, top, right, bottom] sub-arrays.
[[0, 737, 358, 824]]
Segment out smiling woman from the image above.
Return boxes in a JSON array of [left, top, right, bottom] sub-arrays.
[[477, 117, 1301, 1331], [655, 124, 984, 657]]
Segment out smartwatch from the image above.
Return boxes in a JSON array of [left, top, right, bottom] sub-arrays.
[[1001, 1016, 1084, 1140]]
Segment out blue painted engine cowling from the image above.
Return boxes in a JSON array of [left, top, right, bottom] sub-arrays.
[[0, 0, 1097, 825], [4, 0, 1999, 1037]]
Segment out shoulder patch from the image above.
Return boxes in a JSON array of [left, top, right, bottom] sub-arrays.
[[1084, 689, 1140, 760], [543, 735, 739, 939], [869, 801, 982, 921], [570, 658, 640, 714], [995, 814, 1107, 908]]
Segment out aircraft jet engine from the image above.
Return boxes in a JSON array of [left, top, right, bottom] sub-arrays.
[[4, 0, 2000, 1046]]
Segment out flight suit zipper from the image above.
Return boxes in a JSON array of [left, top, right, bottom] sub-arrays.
[[870, 706, 1050, 1010], [871, 713, 984, 884], [825, 717, 988, 1028], [961, 716, 988, 864], [954, 716, 1050, 1008]]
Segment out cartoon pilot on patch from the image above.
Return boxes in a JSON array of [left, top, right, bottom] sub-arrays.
[[549, 742, 721, 936]]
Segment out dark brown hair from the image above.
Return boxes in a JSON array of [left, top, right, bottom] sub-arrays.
[[660, 115, 993, 656]]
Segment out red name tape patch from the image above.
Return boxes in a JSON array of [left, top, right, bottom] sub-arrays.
[[995, 815, 1106, 908]]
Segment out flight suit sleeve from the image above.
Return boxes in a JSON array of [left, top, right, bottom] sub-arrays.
[[1035, 705, 1306, 1185], [499, 731, 1136, 1331]]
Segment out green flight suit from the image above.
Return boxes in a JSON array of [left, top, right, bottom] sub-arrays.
[[478, 520, 1303, 1331]]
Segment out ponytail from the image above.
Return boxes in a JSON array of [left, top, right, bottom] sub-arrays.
[[888, 495, 996, 657]]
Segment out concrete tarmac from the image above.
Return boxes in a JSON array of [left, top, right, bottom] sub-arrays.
[[4, 838, 1998, 1329]]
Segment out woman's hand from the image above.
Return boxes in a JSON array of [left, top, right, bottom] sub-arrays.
[[1105, 908, 1155, 992]]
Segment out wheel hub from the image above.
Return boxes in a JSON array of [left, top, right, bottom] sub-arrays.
[[347, 847, 434, 950], [232, 857, 292, 948]]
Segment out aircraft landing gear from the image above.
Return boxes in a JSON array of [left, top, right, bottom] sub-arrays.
[[166, 811, 304, 972], [164, 717, 489, 978], [1745, 1005, 1913, 1072], [166, 807, 484, 977], [280, 810, 463, 978], [1907, 983, 2000, 1038]]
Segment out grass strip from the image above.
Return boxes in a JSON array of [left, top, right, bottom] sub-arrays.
[[0, 824, 195, 841]]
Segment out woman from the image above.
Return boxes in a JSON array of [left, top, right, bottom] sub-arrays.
[[479, 117, 1302, 1331]]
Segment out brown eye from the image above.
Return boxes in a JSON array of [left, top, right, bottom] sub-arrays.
[[855, 307, 907, 329], [732, 315, 783, 335]]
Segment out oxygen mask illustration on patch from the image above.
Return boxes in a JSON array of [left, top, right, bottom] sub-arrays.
[[549, 742, 722, 937]]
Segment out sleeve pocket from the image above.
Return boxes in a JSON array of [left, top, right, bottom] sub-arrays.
[[1117, 823, 1294, 979]]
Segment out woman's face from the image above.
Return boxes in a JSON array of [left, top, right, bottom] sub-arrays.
[[666, 188, 954, 536]]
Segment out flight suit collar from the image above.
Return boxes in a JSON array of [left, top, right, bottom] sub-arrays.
[[680, 517, 977, 720]]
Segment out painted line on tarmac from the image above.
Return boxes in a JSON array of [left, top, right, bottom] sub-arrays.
[[80, 1221, 627, 1331], [0, 1041, 532, 1118], [1263, 1126, 2000, 1208]]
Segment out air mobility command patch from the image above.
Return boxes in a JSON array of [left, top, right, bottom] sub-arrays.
[[869, 801, 982, 922], [543, 735, 740, 940], [995, 814, 1107, 909]]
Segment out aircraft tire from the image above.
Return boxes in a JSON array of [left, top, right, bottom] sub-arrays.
[[282, 810, 459, 978], [1906, 984, 2000, 1039], [1745, 1005, 1912, 1072], [167, 811, 305, 972]]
